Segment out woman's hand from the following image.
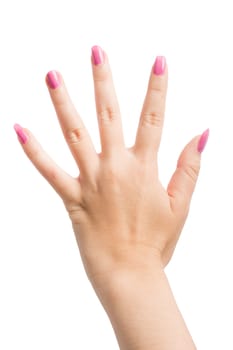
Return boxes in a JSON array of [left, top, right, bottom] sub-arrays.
[[14, 46, 209, 289]]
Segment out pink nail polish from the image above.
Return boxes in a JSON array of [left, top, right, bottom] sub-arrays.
[[91, 45, 104, 65], [14, 123, 28, 144], [197, 129, 209, 153], [153, 56, 166, 75], [46, 70, 61, 89]]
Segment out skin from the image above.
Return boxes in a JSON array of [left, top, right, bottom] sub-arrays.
[[16, 49, 205, 349]]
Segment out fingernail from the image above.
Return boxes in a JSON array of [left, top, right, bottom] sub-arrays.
[[14, 123, 28, 144], [92, 45, 104, 65], [197, 128, 209, 153], [153, 56, 166, 75], [46, 70, 61, 89]]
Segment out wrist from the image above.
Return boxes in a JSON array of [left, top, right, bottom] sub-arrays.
[[89, 243, 163, 300], [92, 264, 175, 350], [88, 244, 196, 350], [91, 262, 196, 350], [91, 254, 164, 314]]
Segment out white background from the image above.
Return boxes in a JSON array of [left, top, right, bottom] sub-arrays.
[[0, 0, 232, 348]]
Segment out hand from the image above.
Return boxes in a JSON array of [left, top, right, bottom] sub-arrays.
[[14, 46, 209, 289]]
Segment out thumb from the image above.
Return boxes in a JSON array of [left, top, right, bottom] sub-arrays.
[[167, 129, 209, 214]]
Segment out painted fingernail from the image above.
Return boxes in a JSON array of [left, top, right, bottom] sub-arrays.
[[46, 70, 61, 89], [153, 56, 166, 75], [14, 123, 28, 144], [197, 128, 209, 153], [92, 45, 104, 65]]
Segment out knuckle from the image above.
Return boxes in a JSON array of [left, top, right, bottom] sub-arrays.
[[150, 84, 164, 97], [53, 94, 68, 111], [27, 144, 41, 162], [98, 107, 118, 125], [141, 110, 164, 128], [181, 162, 200, 184], [65, 126, 85, 145], [102, 158, 121, 185], [109, 162, 119, 179], [66, 202, 85, 225], [94, 70, 108, 82]]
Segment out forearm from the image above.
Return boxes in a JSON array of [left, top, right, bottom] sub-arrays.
[[93, 265, 196, 350]]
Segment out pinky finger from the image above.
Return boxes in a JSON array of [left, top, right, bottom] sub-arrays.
[[13, 123, 82, 203]]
